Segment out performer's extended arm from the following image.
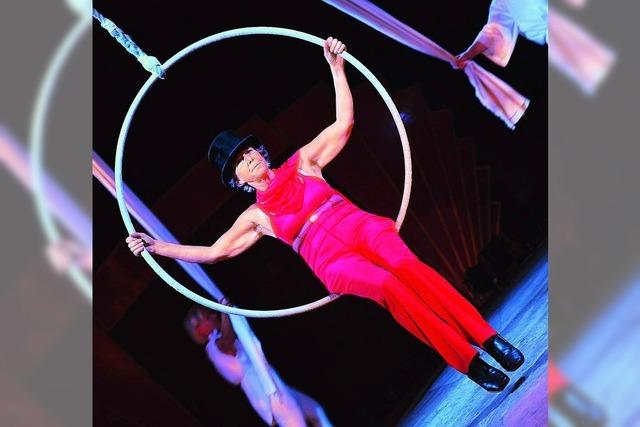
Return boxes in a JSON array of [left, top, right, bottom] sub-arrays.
[[125, 205, 266, 263], [300, 37, 354, 171], [454, 40, 488, 68], [216, 298, 238, 354]]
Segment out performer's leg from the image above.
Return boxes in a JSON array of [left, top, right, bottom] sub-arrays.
[[269, 391, 307, 427], [353, 214, 497, 347], [286, 387, 333, 427], [240, 370, 280, 426], [323, 252, 478, 373], [268, 371, 312, 427]]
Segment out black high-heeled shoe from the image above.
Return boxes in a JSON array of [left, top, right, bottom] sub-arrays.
[[467, 355, 510, 392], [483, 334, 525, 372]]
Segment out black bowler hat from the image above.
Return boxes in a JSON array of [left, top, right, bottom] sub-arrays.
[[207, 130, 259, 187]]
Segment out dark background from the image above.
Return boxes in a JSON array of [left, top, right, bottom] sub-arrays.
[[94, 1, 547, 425]]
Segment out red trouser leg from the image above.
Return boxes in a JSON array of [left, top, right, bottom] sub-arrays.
[[322, 252, 478, 373], [354, 214, 497, 350]]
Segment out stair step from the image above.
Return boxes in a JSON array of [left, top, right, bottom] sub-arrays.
[[475, 166, 492, 247], [456, 138, 481, 263], [428, 110, 476, 269]]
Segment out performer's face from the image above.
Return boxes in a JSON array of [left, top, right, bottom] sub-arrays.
[[234, 147, 268, 186], [187, 309, 220, 344]]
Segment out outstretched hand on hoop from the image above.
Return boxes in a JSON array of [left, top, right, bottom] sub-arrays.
[[126, 232, 155, 256]]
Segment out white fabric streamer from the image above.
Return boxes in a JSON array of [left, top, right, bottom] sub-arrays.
[[322, 0, 530, 129]]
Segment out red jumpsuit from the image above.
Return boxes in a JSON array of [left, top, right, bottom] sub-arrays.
[[256, 151, 496, 373]]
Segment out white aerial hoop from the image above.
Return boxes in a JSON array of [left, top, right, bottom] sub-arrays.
[[115, 26, 413, 318]]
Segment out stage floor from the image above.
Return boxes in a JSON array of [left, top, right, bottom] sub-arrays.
[[400, 254, 548, 427]]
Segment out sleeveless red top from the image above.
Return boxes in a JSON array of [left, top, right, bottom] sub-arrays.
[[256, 151, 340, 245]]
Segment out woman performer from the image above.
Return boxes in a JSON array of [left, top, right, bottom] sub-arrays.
[[185, 301, 333, 426], [127, 36, 523, 392]]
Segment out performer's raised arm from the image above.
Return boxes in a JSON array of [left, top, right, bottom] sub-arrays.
[[453, 40, 488, 69], [300, 37, 354, 171]]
